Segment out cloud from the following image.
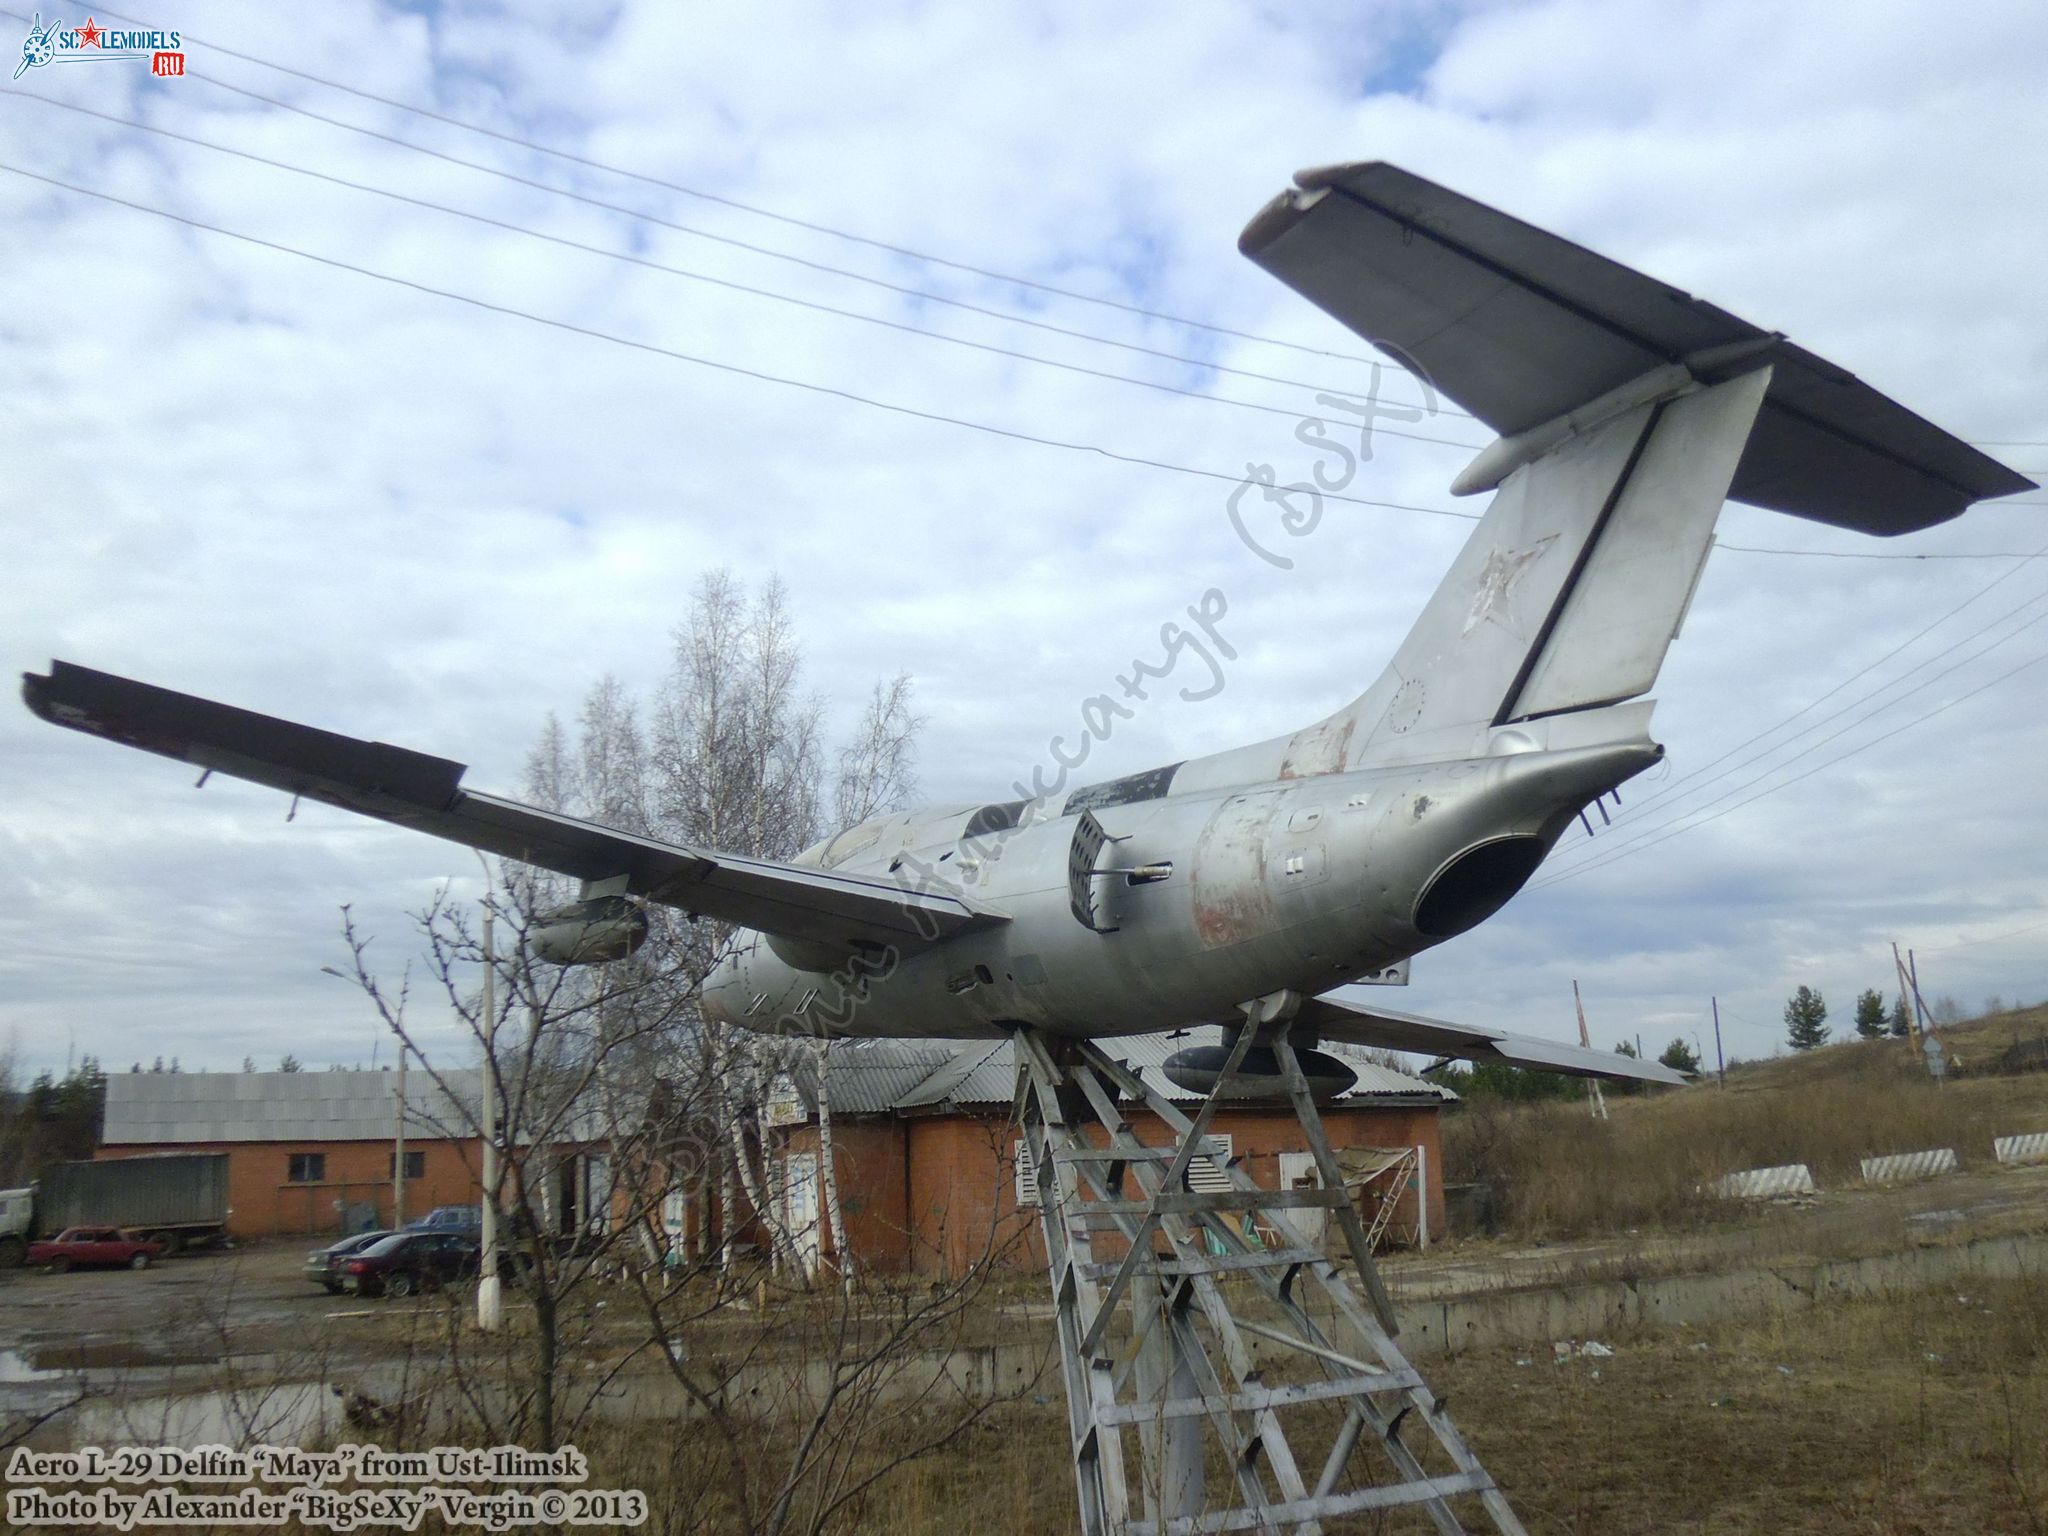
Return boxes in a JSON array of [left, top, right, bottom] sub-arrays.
[[2, 0, 2044, 1076]]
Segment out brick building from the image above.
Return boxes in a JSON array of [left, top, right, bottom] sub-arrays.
[[97, 1069, 614, 1240], [770, 1036, 1454, 1279]]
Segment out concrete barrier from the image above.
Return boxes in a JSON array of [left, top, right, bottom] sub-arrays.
[[1994, 1132, 2048, 1166], [1711, 1163, 1815, 1199], [1859, 1148, 1958, 1183]]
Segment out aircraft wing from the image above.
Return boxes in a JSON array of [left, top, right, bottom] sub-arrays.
[[21, 661, 1004, 956], [1240, 161, 2035, 534], [1299, 993, 1689, 1086]]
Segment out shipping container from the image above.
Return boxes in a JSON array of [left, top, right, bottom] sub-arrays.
[[38, 1153, 230, 1251]]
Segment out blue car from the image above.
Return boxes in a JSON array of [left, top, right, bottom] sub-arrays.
[[406, 1206, 483, 1234]]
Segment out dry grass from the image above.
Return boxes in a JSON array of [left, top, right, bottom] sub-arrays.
[[1432, 1271, 2048, 1535], [37, 1277, 2042, 1534], [608, 1272, 2048, 1534], [1443, 1007, 2048, 1240], [17, 1239, 2048, 1533]]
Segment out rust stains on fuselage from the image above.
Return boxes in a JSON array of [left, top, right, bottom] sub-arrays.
[[1277, 712, 1356, 780], [1189, 792, 1281, 947]]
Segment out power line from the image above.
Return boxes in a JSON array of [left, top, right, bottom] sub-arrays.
[[1713, 542, 2048, 560], [1534, 640, 2048, 889], [1542, 536, 2048, 866], [68, 0, 1406, 372], [36, 2, 2046, 475], [167, 68, 1480, 425], [1916, 914, 2048, 955], [54, 4, 2048, 465], [0, 90, 1488, 450], [0, 144, 2034, 560], [0, 158, 1489, 523], [15, 7, 2047, 481], [1540, 581, 2048, 880]]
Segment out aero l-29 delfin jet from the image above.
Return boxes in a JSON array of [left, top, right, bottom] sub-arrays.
[[24, 164, 2035, 1093]]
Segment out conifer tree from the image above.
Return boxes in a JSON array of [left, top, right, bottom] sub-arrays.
[[1658, 1038, 1702, 1075], [1887, 995, 1912, 1037], [1784, 986, 1829, 1050]]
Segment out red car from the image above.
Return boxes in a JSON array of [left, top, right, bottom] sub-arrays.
[[28, 1226, 166, 1273]]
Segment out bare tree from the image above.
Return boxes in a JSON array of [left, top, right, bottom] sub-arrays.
[[833, 672, 922, 828], [645, 573, 844, 1280], [339, 887, 703, 1451], [651, 571, 822, 860], [493, 574, 922, 1290], [813, 671, 924, 1287], [317, 574, 1045, 1525], [618, 1120, 1042, 1536]]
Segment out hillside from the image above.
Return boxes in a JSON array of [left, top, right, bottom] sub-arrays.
[[1439, 1003, 2048, 1240], [1722, 999, 2048, 1090]]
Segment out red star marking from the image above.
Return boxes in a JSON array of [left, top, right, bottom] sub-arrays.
[[76, 18, 103, 46]]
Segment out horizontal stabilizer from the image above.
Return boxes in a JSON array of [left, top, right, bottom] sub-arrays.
[[1299, 993, 1689, 1086], [1242, 162, 2035, 533], [22, 661, 1005, 956]]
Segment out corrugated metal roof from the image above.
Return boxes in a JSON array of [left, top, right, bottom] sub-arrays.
[[104, 1069, 489, 1145], [793, 1040, 963, 1115], [105, 1038, 1446, 1145]]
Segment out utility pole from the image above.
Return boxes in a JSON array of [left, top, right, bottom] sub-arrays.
[[392, 1043, 408, 1229], [1893, 941, 1922, 1041], [1712, 996, 1726, 1087], [476, 856, 502, 1334], [1573, 981, 1607, 1119]]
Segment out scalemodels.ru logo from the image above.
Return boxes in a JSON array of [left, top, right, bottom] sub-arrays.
[[14, 13, 185, 80]]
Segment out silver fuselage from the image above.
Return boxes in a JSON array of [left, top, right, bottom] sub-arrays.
[[701, 735, 1656, 1041]]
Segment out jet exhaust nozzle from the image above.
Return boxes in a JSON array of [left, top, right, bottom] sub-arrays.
[[527, 895, 650, 966], [1163, 1044, 1357, 1102]]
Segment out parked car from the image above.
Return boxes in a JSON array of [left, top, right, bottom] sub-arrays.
[[406, 1205, 483, 1235], [0, 1155, 230, 1267], [28, 1226, 166, 1273], [305, 1230, 395, 1294], [339, 1230, 479, 1298]]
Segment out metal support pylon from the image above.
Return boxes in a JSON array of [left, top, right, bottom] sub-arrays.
[[1015, 1023, 1527, 1536]]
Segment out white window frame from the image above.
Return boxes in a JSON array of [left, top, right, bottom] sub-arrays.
[[783, 1152, 819, 1231], [1015, 1134, 1232, 1205], [1187, 1134, 1233, 1194]]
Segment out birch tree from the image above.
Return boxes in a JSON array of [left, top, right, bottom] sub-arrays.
[[813, 672, 924, 1286], [509, 573, 922, 1283], [834, 672, 922, 828]]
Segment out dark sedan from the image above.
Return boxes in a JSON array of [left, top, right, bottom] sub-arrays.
[[339, 1230, 479, 1298], [305, 1230, 395, 1294]]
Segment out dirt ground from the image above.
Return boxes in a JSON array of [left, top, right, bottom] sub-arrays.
[[4, 1164, 2047, 1532], [1381, 1160, 2048, 1298], [873, 1276, 2048, 1535], [5, 1160, 2043, 1368]]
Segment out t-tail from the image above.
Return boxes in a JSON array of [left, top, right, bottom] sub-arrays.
[[1178, 162, 2033, 792]]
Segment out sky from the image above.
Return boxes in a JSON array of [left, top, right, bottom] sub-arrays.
[[2, 0, 2044, 1080]]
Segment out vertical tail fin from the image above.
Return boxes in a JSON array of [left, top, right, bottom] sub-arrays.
[[1168, 162, 2032, 796], [1320, 366, 1768, 766]]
